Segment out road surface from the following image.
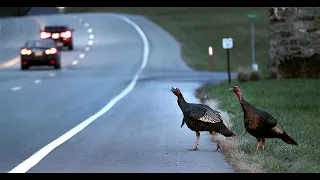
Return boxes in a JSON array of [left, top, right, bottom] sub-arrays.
[[0, 7, 235, 173]]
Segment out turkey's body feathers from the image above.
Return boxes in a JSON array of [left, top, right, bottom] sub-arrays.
[[177, 95, 235, 137]]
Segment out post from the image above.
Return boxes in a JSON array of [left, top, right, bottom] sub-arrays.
[[248, 13, 259, 71], [251, 22, 255, 68], [226, 49, 231, 85], [208, 46, 213, 71], [222, 38, 233, 85]]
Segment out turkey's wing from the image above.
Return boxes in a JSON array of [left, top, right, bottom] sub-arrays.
[[256, 108, 278, 128], [186, 104, 222, 124]]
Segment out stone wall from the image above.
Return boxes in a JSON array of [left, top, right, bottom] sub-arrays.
[[269, 7, 320, 67]]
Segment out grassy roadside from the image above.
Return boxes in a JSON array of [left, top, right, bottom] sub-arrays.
[[203, 79, 320, 173], [66, 7, 269, 73]]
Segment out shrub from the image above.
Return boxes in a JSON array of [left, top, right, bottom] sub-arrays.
[[278, 54, 320, 78], [236, 67, 251, 83], [269, 67, 279, 79], [249, 71, 261, 81]]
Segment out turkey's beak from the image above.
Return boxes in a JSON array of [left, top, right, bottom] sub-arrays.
[[229, 88, 233, 91], [170, 87, 175, 92]]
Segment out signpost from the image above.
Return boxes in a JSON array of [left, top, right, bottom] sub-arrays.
[[208, 46, 214, 71], [248, 14, 259, 71], [222, 38, 233, 85]]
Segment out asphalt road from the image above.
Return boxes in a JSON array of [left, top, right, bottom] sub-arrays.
[[0, 8, 235, 173]]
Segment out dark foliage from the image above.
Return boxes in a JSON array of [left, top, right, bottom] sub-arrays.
[[278, 54, 320, 78], [0, 7, 31, 17]]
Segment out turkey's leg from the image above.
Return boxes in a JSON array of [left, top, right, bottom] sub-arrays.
[[211, 132, 221, 151], [188, 131, 200, 151], [256, 138, 262, 151], [261, 138, 266, 150]]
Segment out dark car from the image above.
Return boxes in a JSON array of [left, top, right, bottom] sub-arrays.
[[40, 25, 74, 50], [20, 39, 61, 70]]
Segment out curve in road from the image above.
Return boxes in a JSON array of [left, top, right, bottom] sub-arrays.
[[0, 8, 235, 173]]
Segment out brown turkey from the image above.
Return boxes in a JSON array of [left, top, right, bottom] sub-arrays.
[[229, 86, 299, 150], [171, 87, 235, 151]]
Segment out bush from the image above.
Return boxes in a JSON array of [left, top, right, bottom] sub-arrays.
[[249, 71, 261, 81], [269, 67, 279, 79], [236, 68, 251, 83], [278, 54, 320, 78]]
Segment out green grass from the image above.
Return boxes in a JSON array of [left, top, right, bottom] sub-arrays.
[[66, 7, 269, 73], [204, 79, 320, 173]]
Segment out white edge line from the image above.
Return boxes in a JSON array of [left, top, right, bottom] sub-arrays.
[[8, 14, 149, 173]]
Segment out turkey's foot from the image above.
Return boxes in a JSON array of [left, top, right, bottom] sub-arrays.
[[188, 131, 200, 151], [215, 142, 221, 151], [261, 138, 266, 151], [256, 139, 262, 151], [188, 147, 199, 151]]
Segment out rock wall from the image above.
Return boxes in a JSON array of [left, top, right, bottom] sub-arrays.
[[269, 7, 320, 67]]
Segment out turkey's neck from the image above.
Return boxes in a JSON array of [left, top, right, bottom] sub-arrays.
[[177, 94, 188, 111], [240, 100, 255, 116]]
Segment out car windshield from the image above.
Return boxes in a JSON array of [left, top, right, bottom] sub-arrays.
[[26, 40, 54, 48]]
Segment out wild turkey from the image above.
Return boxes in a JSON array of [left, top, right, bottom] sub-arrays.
[[171, 87, 235, 151], [229, 86, 299, 150]]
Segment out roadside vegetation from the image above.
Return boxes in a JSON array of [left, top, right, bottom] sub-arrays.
[[204, 79, 320, 173], [66, 7, 269, 73], [0, 7, 31, 17], [66, 7, 320, 172]]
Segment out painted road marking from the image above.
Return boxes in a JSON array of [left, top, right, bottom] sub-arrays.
[[84, 23, 89, 27], [88, 40, 93, 45], [79, 54, 85, 59], [9, 14, 150, 173], [48, 72, 56, 77], [11, 86, 22, 91], [29, 17, 46, 30], [0, 18, 45, 69], [72, 60, 78, 65], [33, 79, 41, 84], [0, 57, 20, 69], [87, 28, 93, 33], [84, 47, 90, 51], [89, 34, 94, 39]]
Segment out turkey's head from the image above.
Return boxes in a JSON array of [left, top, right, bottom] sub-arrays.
[[229, 86, 243, 103], [171, 87, 181, 96]]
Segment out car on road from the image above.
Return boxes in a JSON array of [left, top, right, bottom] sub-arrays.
[[40, 25, 74, 50], [20, 39, 61, 70]]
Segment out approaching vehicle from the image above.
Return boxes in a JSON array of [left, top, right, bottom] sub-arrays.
[[40, 25, 74, 50], [20, 39, 61, 70]]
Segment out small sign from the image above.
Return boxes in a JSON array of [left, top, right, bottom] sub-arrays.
[[35, 51, 43, 56], [56, 42, 63, 46], [248, 14, 259, 19], [222, 38, 233, 49]]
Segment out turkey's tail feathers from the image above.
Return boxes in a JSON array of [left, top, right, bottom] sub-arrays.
[[280, 132, 299, 146], [218, 124, 236, 137]]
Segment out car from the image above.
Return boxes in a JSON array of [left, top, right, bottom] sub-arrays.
[[40, 25, 74, 50], [20, 39, 61, 70]]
